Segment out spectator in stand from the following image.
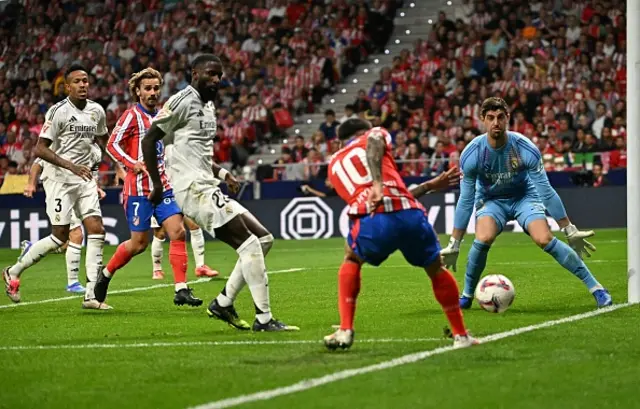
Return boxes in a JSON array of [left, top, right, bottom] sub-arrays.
[[0, 155, 8, 183], [302, 148, 324, 180], [319, 109, 340, 140], [591, 103, 613, 139], [339, 104, 358, 123], [243, 93, 269, 144], [291, 135, 309, 163], [592, 163, 608, 187], [609, 136, 627, 169]]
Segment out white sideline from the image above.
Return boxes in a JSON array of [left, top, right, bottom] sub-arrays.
[[188, 303, 633, 409], [0, 268, 302, 310], [0, 337, 443, 352]]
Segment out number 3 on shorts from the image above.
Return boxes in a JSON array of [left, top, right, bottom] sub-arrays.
[[54, 198, 62, 213]]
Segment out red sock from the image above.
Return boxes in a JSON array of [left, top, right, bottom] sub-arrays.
[[169, 240, 188, 284], [431, 269, 467, 336], [106, 242, 134, 276], [338, 261, 361, 330]]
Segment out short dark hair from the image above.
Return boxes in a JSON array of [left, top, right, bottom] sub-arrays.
[[324, 109, 335, 116], [65, 64, 87, 79], [191, 54, 222, 70], [480, 97, 509, 119], [337, 118, 372, 140]]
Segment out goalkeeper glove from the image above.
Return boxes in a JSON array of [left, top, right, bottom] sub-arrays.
[[561, 224, 596, 259], [440, 237, 462, 272]]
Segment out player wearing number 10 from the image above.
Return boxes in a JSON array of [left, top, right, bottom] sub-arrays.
[[324, 118, 477, 350]]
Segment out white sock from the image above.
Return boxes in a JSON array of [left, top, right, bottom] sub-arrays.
[[189, 228, 206, 268], [9, 235, 64, 278], [151, 236, 164, 272], [216, 258, 245, 307], [175, 282, 188, 292], [216, 234, 272, 309], [237, 235, 272, 323], [84, 234, 104, 300], [66, 242, 83, 285]]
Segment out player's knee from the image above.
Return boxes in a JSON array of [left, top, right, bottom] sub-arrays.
[[530, 230, 554, 249], [474, 231, 496, 245], [83, 216, 105, 235], [51, 225, 70, 244], [183, 217, 198, 230], [69, 227, 83, 245], [259, 234, 274, 256], [154, 228, 166, 241], [166, 224, 186, 242], [129, 232, 150, 254], [425, 256, 444, 278]]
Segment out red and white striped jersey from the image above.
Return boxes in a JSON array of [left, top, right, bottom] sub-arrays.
[[296, 66, 321, 90], [107, 104, 171, 197], [329, 127, 424, 217]]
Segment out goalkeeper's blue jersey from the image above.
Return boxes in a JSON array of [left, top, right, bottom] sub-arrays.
[[453, 131, 568, 231]]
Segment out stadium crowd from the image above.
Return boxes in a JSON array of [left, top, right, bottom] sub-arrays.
[[0, 0, 628, 190], [0, 0, 399, 188], [275, 0, 627, 186]]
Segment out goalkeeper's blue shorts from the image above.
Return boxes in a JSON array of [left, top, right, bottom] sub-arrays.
[[475, 195, 547, 233], [346, 209, 441, 268]]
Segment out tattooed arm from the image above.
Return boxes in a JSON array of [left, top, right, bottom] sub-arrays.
[[365, 131, 386, 211], [366, 131, 385, 183]]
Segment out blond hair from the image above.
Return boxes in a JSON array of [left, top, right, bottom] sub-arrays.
[[128, 68, 163, 102]]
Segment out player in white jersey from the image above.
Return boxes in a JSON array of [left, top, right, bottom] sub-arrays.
[[21, 142, 106, 294], [3, 65, 109, 310], [143, 54, 298, 331]]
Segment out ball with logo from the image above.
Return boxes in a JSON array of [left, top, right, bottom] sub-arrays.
[[475, 274, 515, 313]]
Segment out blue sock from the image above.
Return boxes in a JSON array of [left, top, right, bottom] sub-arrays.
[[544, 237, 601, 292], [462, 240, 491, 297]]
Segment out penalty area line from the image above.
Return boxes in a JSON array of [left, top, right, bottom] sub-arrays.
[[187, 303, 632, 409], [0, 268, 304, 310], [0, 337, 444, 352]]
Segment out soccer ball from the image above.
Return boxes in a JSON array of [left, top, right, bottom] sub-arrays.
[[474, 274, 515, 313]]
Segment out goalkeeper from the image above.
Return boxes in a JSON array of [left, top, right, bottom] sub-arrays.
[[440, 97, 612, 309]]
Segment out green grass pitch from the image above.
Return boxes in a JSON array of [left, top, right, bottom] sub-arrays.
[[0, 229, 637, 409]]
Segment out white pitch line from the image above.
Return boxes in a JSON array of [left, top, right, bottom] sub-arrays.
[[202, 238, 626, 255], [188, 303, 633, 409], [0, 268, 302, 310], [0, 337, 443, 352]]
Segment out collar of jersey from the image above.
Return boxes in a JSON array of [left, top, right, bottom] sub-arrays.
[[136, 103, 157, 117], [187, 85, 201, 101]]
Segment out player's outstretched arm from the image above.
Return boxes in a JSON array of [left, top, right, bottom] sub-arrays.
[[34, 138, 92, 181], [522, 141, 596, 258], [410, 166, 461, 198]]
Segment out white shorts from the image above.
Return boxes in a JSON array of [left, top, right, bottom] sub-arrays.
[[70, 212, 82, 230], [43, 179, 101, 226], [174, 183, 247, 233]]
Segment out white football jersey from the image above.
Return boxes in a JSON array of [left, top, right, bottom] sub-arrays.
[[39, 98, 107, 183], [154, 85, 219, 191], [35, 142, 102, 182]]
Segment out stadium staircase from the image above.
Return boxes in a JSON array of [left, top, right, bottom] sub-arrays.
[[250, 0, 453, 167]]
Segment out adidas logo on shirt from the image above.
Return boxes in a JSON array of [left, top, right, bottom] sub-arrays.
[[69, 116, 77, 123], [197, 110, 205, 117]]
